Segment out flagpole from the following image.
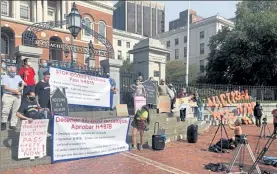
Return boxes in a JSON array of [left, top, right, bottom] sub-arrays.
[[185, 1, 190, 87]]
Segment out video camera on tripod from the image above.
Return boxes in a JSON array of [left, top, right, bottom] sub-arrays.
[[262, 117, 267, 123]]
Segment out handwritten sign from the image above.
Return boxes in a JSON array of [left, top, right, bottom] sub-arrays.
[[51, 88, 69, 116], [18, 119, 49, 159], [158, 96, 171, 113], [134, 96, 146, 113], [142, 79, 157, 105], [175, 97, 197, 108], [116, 104, 129, 116], [52, 116, 130, 163]]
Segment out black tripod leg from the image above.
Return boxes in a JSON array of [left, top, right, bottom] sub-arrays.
[[248, 133, 276, 174], [209, 122, 221, 147]]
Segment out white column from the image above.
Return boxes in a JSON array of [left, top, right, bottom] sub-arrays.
[[67, 1, 72, 14], [62, 0, 66, 29], [150, 3, 152, 37], [57, 1, 61, 23], [32, 1, 37, 22], [43, 0, 48, 22], [36, 0, 43, 22], [14, 1, 20, 20]]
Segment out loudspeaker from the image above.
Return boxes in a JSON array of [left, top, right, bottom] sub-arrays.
[[187, 124, 198, 143]]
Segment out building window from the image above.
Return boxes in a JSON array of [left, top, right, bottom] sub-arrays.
[[184, 47, 187, 58], [47, 8, 56, 22], [175, 49, 179, 60], [200, 43, 205, 54], [1, 33, 9, 54], [117, 40, 122, 46], [175, 38, 179, 46], [83, 17, 93, 37], [200, 60, 205, 73], [126, 52, 130, 60], [117, 50, 122, 60], [166, 41, 170, 48], [1, 1, 8, 16], [126, 42, 130, 48], [200, 31, 204, 39], [98, 21, 106, 37], [20, 1, 30, 21], [184, 36, 187, 43]]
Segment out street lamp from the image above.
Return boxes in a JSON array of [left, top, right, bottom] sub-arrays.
[[66, 2, 82, 68], [66, 2, 82, 39]]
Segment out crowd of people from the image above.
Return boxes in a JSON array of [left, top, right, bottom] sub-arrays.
[[1, 58, 51, 136]]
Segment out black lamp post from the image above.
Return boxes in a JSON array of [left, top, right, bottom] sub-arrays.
[[66, 2, 82, 68]]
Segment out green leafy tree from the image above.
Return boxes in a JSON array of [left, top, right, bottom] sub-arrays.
[[120, 59, 132, 71], [205, 1, 277, 85], [166, 60, 197, 84]]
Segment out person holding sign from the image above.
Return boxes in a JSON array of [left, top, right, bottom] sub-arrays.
[[131, 105, 150, 151], [130, 78, 146, 97], [17, 92, 52, 137]]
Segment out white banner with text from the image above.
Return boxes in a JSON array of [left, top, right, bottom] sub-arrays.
[[49, 67, 110, 107], [52, 115, 130, 163], [18, 119, 49, 159]]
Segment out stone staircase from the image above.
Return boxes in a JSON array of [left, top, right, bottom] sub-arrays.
[[0, 110, 210, 171]]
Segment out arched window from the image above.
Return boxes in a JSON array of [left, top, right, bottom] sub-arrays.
[[84, 17, 93, 37], [98, 21, 106, 37], [1, 33, 9, 54]]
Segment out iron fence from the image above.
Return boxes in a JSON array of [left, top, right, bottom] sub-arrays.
[[171, 82, 277, 103]]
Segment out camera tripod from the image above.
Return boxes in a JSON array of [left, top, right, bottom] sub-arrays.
[[248, 131, 276, 174], [227, 135, 261, 174], [254, 118, 271, 155], [209, 115, 229, 153]]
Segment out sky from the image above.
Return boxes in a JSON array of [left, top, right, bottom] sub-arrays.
[[161, 1, 238, 31]]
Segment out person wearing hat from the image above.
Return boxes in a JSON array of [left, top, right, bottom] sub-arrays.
[[168, 83, 176, 111]]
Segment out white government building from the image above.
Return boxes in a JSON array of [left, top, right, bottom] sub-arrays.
[[113, 14, 234, 75]]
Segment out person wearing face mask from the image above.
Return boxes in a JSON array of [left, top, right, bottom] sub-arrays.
[[130, 78, 146, 97], [38, 59, 48, 81], [35, 71, 51, 109], [19, 58, 36, 96], [1, 66, 25, 130]]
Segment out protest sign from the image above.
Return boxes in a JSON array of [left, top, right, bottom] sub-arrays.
[[51, 88, 69, 116], [158, 96, 171, 113], [142, 79, 157, 105], [134, 96, 146, 113], [52, 116, 130, 163], [49, 67, 110, 107], [116, 104, 129, 116], [18, 119, 49, 159]]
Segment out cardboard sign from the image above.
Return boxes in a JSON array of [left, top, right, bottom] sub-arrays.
[[52, 116, 130, 163], [142, 79, 157, 105], [116, 104, 129, 116], [158, 96, 171, 113], [51, 88, 69, 116], [18, 119, 49, 159], [134, 96, 146, 113]]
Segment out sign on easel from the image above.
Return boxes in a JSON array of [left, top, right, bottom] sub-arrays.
[[51, 88, 69, 116]]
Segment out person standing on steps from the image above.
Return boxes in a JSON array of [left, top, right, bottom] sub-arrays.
[[178, 88, 189, 122], [168, 83, 176, 112], [38, 59, 49, 81], [106, 73, 117, 111], [19, 58, 36, 96], [130, 78, 146, 97], [35, 71, 51, 110], [254, 102, 263, 127], [1, 66, 25, 130], [131, 105, 150, 151], [194, 92, 203, 121]]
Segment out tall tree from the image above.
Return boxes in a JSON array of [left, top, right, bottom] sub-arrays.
[[204, 1, 277, 85]]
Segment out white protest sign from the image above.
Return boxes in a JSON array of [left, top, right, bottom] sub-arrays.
[[52, 115, 130, 163], [18, 119, 49, 159], [49, 67, 111, 107]]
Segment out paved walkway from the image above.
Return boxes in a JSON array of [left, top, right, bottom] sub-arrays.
[[2, 124, 277, 174]]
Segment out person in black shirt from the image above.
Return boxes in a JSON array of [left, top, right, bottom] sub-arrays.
[[35, 71, 50, 110], [16, 92, 40, 120], [17, 92, 52, 137]]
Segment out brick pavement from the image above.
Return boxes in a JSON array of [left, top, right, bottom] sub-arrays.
[[2, 124, 277, 174]]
